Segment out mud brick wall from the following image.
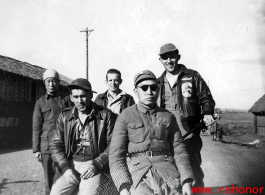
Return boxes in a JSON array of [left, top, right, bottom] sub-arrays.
[[0, 101, 35, 149]]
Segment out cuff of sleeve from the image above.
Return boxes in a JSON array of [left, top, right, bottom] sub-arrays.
[[92, 159, 103, 171], [60, 163, 71, 174], [119, 183, 131, 192], [203, 111, 213, 116], [182, 178, 194, 186]]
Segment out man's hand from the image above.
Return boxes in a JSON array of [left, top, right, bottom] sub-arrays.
[[203, 115, 214, 126], [182, 182, 192, 195], [120, 189, 130, 195], [80, 164, 99, 179], [63, 169, 80, 185], [34, 152, 42, 162]]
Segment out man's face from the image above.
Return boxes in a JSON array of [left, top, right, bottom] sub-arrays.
[[44, 78, 59, 94], [106, 73, 122, 93], [70, 89, 93, 113], [134, 79, 158, 108], [159, 51, 180, 74]]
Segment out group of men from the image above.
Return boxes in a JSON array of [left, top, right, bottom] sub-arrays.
[[32, 43, 215, 195]]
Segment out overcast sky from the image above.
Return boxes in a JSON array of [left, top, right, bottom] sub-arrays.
[[0, 0, 264, 109]]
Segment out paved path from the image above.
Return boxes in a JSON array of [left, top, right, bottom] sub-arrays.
[[0, 135, 265, 195]]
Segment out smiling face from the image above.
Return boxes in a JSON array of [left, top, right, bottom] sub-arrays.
[[70, 89, 93, 113], [44, 78, 59, 94], [134, 79, 158, 109], [106, 73, 122, 93], [159, 51, 181, 74]]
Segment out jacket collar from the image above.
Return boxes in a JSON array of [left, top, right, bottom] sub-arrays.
[[100, 89, 126, 99], [137, 103, 157, 115], [45, 92, 60, 100], [158, 64, 189, 84]]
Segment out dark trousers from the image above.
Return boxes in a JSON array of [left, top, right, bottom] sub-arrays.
[[184, 136, 204, 187], [42, 153, 55, 195], [169, 110, 204, 187]]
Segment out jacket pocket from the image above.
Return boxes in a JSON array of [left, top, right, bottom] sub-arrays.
[[41, 107, 53, 121], [155, 122, 170, 140], [127, 123, 145, 143]]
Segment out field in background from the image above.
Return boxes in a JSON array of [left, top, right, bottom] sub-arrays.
[[216, 110, 254, 135]]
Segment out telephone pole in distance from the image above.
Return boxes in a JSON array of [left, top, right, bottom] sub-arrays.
[[80, 27, 94, 80]]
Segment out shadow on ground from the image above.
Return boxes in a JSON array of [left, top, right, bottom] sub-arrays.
[[0, 178, 39, 193], [0, 147, 32, 155]]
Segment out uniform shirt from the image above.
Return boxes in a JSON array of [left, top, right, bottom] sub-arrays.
[[107, 90, 126, 115], [109, 103, 194, 191], [163, 75, 179, 111], [72, 107, 95, 162], [32, 93, 68, 154]]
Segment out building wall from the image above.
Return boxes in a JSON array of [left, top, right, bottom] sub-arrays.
[[257, 115, 265, 136], [0, 71, 70, 148], [0, 101, 35, 148]]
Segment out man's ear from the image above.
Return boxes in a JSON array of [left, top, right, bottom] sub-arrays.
[[134, 88, 138, 96], [178, 54, 181, 61], [89, 91, 93, 100], [120, 79, 123, 85], [70, 94, 73, 102]]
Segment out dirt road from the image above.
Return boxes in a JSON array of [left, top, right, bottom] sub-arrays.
[[201, 135, 265, 195], [0, 135, 265, 195]]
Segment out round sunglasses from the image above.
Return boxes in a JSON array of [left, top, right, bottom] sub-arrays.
[[137, 84, 158, 92]]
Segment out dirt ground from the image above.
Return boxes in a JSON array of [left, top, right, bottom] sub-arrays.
[[0, 134, 265, 195]]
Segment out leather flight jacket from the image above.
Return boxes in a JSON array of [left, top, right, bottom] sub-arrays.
[[50, 102, 115, 173], [157, 65, 215, 132]]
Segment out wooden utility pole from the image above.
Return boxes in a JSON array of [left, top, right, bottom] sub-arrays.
[[80, 27, 94, 80]]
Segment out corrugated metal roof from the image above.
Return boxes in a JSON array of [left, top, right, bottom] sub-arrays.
[[0, 55, 72, 85], [249, 94, 265, 113]]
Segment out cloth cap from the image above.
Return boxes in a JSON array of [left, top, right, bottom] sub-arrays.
[[159, 43, 178, 55], [134, 70, 157, 86], [68, 78, 97, 93], [43, 69, 59, 81]]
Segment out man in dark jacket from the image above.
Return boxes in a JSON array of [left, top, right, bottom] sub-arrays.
[[110, 70, 195, 195], [50, 78, 115, 195], [32, 69, 70, 195], [94, 69, 135, 117], [94, 69, 134, 195], [157, 43, 215, 187]]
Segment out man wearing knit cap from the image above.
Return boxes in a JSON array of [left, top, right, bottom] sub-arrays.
[[157, 43, 216, 187], [110, 70, 194, 195], [50, 78, 115, 195], [32, 69, 70, 195]]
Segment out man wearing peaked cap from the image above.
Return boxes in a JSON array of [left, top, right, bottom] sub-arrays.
[[68, 78, 97, 94], [110, 70, 195, 195], [32, 69, 70, 195], [157, 43, 216, 187], [50, 78, 116, 195]]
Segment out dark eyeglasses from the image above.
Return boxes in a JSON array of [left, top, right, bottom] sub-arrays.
[[159, 52, 177, 61], [137, 85, 158, 92]]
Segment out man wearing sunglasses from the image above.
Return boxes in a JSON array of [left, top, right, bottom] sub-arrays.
[[109, 70, 195, 195], [157, 43, 216, 187]]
